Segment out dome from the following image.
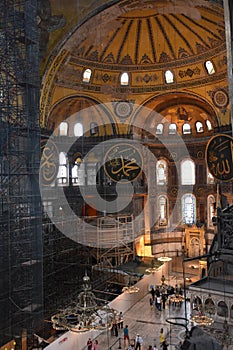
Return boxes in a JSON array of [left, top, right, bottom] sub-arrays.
[[64, 0, 225, 68]]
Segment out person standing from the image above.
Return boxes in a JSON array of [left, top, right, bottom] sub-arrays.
[[156, 295, 162, 311], [87, 338, 93, 350], [159, 328, 165, 345], [118, 311, 124, 328], [135, 334, 143, 350], [153, 344, 158, 350], [123, 325, 130, 348], [93, 340, 98, 350]]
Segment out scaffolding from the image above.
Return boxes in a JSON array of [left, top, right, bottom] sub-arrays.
[[0, 0, 42, 345]]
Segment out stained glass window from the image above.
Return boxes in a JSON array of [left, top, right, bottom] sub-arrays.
[[158, 195, 168, 226]]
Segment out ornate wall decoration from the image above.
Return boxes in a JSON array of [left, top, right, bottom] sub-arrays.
[[206, 134, 233, 182], [179, 67, 200, 78], [212, 88, 229, 109], [104, 142, 142, 182], [113, 100, 134, 119]]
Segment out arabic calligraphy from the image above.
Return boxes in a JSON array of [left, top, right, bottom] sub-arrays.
[[104, 143, 142, 182], [206, 134, 233, 181], [40, 140, 59, 184]]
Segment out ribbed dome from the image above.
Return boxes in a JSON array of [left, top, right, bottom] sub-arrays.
[[65, 0, 225, 68]]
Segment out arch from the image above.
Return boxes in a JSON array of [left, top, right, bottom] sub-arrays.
[[217, 301, 228, 317]]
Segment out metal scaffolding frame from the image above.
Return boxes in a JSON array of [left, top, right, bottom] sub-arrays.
[[0, 0, 42, 345]]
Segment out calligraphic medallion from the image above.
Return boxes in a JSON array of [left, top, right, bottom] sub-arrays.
[[104, 143, 143, 182], [206, 134, 233, 182], [40, 140, 59, 185]]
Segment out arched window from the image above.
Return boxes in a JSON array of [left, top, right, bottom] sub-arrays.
[[158, 196, 168, 226], [181, 159, 195, 185], [83, 68, 92, 83], [207, 169, 215, 184], [57, 152, 68, 185], [156, 123, 164, 135], [182, 123, 191, 134], [182, 194, 196, 225], [120, 72, 129, 86], [90, 122, 99, 135], [205, 60, 215, 75], [156, 159, 167, 185], [74, 122, 84, 137], [168, 123, 177, 134], [217, 301, 228, 317], [72, 156, 83, 185], [195, 121, 204, 133], [59, 121, 68, 136], [204, 297, 215, 315], [207, 195, 216, 228], [206, 120, 212, 131], [164, 70, 174, 84]]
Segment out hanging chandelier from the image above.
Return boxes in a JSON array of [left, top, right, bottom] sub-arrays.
[[122, 285, 139, 294], [51, 274, 118, 332], [122, 274, 139, 294], [145, 267, 159, 274], [190, 313, 214, 327], [158, 250, 172, 262]]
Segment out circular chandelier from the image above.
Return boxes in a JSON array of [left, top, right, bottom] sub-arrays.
[[122, 285, 139, 294], [190, 314, 214, 327], [145, 267, 159, 274], [51, 275, 118, 332], [122, 274, 139, 294], [158, 250, 172, 262]]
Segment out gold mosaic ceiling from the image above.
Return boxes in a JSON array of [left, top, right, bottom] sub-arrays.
[[64, 0, 225, 68]]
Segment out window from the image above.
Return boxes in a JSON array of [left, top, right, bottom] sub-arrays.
[[168, 123, 177, 134], [205, 60, 215, 75], [57, 152, 68, 185], [72, 156, 83, 185], [156, 160, 167, 185], [181, 159, 195, 185], [43, 201, 53, 217], [74, 122, 84, 137], [217, 301, 228, 317], [59, 121, 68, 136], [206, 120, 212, 131], [182, 123, 191, 134], [87, 163, 97, 185], [158, 196, 168, 226], [164, 70, 174, 84], [207, 195, 216, 227], [90, 122, 99, 135], [182, 194, 196, 225], [83, 68, 92, 83], [156, 123, 164, 135], [195, 121, 203, 133], [207, 170, 215, 184], [120, 72, 129, 86]]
